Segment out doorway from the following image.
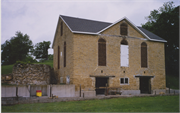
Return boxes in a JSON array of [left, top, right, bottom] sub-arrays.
[[140, 77, 151, 94], [95, 77, 108, 95]]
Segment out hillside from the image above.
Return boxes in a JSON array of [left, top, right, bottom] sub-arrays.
[[1, 60, 53, 75]]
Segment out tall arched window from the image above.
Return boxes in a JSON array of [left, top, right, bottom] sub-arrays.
[[64, 42, 66, 67], [58, 46, 60, 69], [98, 38, 106, 66], [120, 23, 128, 35], [120, 39, 129, 67], [141, 42, 147, 68]]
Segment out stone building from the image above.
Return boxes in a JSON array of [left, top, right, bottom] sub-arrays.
[[52, 15, 166, 96]]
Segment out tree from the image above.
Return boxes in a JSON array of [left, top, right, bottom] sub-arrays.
[[142, 1, 179, 76], [1, 31, 33, 65], [33, 41, 51, 60], [48, 54, 53, 60]]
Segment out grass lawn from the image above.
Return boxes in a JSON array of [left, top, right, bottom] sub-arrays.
[[2, 95, 179, 112], [34, 60, 53, 68], [1, 64, 14, 75]]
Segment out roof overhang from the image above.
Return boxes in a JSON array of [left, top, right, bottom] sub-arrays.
[[52, 15, 167, 48], [135, 75, 154, 78], [90, 75, 115, 78], [98, 17, 167, 43]]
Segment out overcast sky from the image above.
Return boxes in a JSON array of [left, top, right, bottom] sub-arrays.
[[1, 0, 179, 54]]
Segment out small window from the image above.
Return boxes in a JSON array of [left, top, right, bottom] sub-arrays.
[[120, 23, 128, 35], [125, 78, 128, 84], [120, 78, 124, 84], [120, 78, 129, 85]]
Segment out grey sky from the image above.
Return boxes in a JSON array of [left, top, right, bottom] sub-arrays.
[[1, 0, 179, 54]]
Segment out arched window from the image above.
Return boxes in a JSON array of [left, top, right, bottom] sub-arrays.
[[61, 22, 63, 36], [141, 42, 147, 68], [58, 46, 60, 69], [120, 39, 129, 67], [98, 38, 106, 66], [120, 23, 128, 35], [64, 42, 66, 67]]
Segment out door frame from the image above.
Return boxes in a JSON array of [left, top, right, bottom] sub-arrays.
[[135, 75, 154, 94], [95, 77, 109, 95]]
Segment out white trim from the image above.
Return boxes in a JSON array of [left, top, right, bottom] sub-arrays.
[[60, 15, 73, 33], [72, 31, 99, 35], [57, 15, 167, 43], [124, 18, 167, 42], [120, 45, 129, 67], [120, 78, 129, 85], [148, 39, 167, 42], [98, 17, 167, 43], [98, 17, 128, 34]]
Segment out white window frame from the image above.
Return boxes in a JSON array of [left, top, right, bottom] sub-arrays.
[[120, 45, 129, 67], [120, 78, 129, 85]]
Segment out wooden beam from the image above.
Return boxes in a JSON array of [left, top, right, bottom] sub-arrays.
[[89, 75, 115, 77]]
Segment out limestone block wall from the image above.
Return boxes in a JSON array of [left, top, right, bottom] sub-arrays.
[[53, 17, 74, 84], [101, 20, 145, 38], [12, 64, 51, 85], [53, 18, 166, 93], [72, 29, 166, 91]]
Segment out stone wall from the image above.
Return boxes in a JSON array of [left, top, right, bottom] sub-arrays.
[[53, 18, 166, 93], [12, 64, 51, 85], [53, 17, 74, 84]]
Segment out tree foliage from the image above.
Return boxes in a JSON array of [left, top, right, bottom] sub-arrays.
[[48, 54, 53, 60], [142, 1, 179, 76], [1, 31, 33, 65], [33, 41, 51, 60]]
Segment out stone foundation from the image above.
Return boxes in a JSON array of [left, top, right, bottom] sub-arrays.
[[75, 91, 96, 97], [121, 90, 140, 95], [12, 64, 51, 85]]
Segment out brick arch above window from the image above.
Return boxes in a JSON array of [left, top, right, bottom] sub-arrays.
[[121, 38, 128, 45], [141, 42, 147, 47], [120, 23, 128, 36], [98, 38, 106, 66], [98, 38, 106, 43]]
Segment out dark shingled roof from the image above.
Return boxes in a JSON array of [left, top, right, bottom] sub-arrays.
[[60, 15, 166, 42], [61, 15, 112, 33], [137, 27, 166, 42]]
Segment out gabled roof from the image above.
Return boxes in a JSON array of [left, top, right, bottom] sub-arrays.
[[60, 15, 112, 33], [137, 27, 166, 42], [53, 15, 166, 48]]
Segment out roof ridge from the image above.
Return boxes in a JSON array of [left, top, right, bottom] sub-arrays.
[[60, 15, 112, 24]]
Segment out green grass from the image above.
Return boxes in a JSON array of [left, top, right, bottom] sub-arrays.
[[166, 75, 179, 89], [34, 60, 53, 68], [1, 60, 53, 75], [1, 64, 14, 75], [2, 95, 179, 112]]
